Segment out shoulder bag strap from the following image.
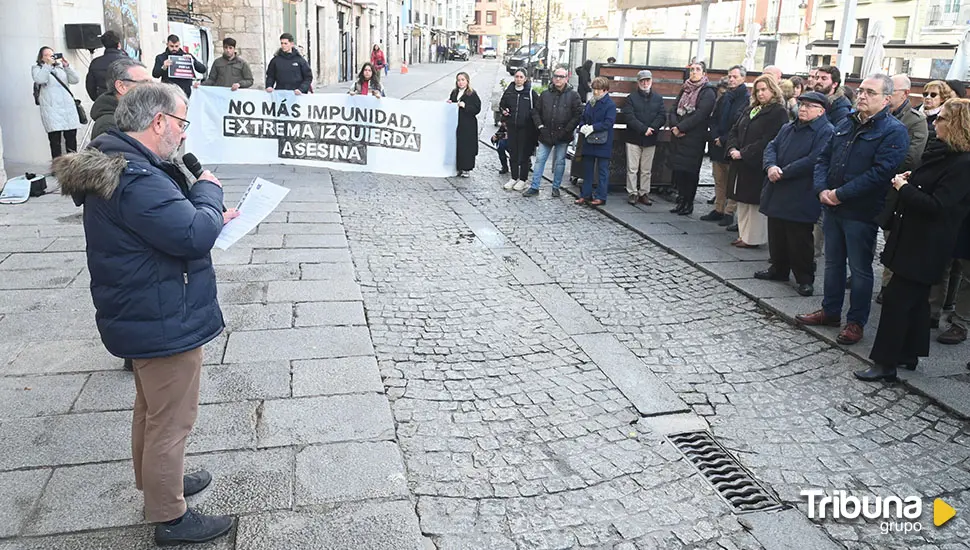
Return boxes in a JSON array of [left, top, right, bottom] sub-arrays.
[[50, 69, 76, 99]]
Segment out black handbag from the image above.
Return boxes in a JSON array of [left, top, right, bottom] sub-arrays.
[[50, 69, 88, 125], [586, 130, 608, 145]]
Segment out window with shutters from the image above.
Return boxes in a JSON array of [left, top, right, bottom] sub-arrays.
[[824, 20, 834, 40], [893, 17, 909, 41]]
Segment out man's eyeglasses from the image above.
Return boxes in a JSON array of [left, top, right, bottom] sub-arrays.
[[553, 74, 567, 79], [857, 87, 884, 98], [121, 78, 152, 85], [923, 91, 939, 98], [162, 112, 191, 132]]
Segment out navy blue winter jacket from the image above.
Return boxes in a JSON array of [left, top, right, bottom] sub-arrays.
[[580, 94, 617, 158], [813, 107, 910, 222], [760, 115, 835, 223], [53, 130, 226, 358]]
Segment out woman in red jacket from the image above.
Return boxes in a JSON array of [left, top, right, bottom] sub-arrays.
[[371, 44, 387, 76]]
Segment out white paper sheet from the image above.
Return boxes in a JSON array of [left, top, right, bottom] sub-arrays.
[[215, 177, 290, 250]]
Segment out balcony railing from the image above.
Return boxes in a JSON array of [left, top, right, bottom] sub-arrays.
[[926, 5, 960, 26]]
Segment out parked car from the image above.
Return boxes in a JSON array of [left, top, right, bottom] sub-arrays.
[[505, 43, 546, 77], [482, 47, 497, 59], [450, 44, 469, 61]]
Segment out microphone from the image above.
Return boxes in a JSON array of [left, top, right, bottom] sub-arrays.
[[182, 153, 227, 212], [182, 153, 204, 179]]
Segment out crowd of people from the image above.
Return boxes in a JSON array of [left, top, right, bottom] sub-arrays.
[[660, 62, 970, 383]]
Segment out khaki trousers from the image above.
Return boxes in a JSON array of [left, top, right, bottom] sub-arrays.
[[625, 143, 655, 196], [712, 161, 736, 214], [132, 347, 204, 523]]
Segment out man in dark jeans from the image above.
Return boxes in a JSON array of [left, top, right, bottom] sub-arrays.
[[796, 74, 909, 345], [523, 66, 582, 198], [152, 34, 206, 98]]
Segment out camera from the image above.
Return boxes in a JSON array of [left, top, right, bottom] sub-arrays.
[[52, 53, 63, 60]]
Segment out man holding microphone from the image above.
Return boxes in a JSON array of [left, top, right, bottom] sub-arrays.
[[53, 83, 239, 546]]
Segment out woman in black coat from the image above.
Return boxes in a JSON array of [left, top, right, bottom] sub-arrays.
[[669, 61, 717, 215], [499, 68, 540, 191], [725, 74, 789, 248], [857, 98, 970, 382], [448, 71, 481, 177]]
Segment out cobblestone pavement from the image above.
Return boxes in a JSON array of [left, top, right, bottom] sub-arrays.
[[332, 60, 970, 549]]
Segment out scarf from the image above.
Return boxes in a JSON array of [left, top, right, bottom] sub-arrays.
[[924, 106, 942, 117], [677, 76, 710, 116]]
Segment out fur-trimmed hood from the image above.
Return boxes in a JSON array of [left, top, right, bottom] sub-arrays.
[[53, 147, 127, 202]]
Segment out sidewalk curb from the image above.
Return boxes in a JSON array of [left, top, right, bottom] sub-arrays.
[[555, 181, 970, 420]]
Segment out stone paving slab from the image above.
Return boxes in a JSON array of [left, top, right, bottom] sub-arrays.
[[0, 469, 50, 538], [224, 326, 374, 362], [293, 301, 367, 327], [0, 374, 86, 418], [0, 526, 234, 550], [291, 356, 383, 397], [527, 284, 605, 336], [295, 441, 409, 505], [490, 247, 553, 285], [299, 262, 358, 280], [0, 267, 81, 290], [257, 393, 396, 447], [185, 448, 295, 517], [2, 339, 117, 375], [222, 303, 293, 331], [250, 248, 352, 264], [266, 279, 362, 302], [235, 501, 425, 550]]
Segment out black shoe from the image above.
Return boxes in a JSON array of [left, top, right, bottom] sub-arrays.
[[183, 470, 212, 497], [875, 287, 885, 304], [796, 284, 814, 297], [718, 214, 734, 227], [522, 187, 539, 197], [725, 223, 738, 232], [754, 269, 788, 281], [853, 364, 897, 382], [123, 358, 133, 371], [551, 188, 561, 198], [899, 359, 918, 371], [699, 210, 724, 222], [154, 508, 233, 546], [498, 167, 509, 174], [670, 199, 684, 213], [931, 317, 940, 329], [678, 202, 694, 216]]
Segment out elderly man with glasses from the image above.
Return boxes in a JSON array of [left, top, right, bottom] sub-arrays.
[[523, 66, 582, 197], [758, 91, 834, 297], [621, 69, 666, 205], [796, 74, 910, 346], [54, 83, 239, 546]]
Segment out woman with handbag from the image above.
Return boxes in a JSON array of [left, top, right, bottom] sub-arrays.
[[32, 47, 83, 159], [575, 77, 616, 207]]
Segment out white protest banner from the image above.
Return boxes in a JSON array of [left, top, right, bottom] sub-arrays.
[[185, 88, 458, 177]]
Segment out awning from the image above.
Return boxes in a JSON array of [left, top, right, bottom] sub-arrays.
[[806, 40, 958, 59]]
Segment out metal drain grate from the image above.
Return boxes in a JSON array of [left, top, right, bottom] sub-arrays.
[[667, 431, 783, 513]]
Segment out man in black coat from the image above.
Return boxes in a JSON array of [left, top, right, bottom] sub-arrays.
[[702, 65, 749, 223], [523, 66, 582, 197], [265, 33, 313, 94], [620, 70, 665, 205], [53, 83, 238, 545], [152, 34, 207, 98], [85, 31, 128, 101]]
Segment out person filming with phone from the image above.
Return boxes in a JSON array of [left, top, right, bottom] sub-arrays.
[[32, 47, 82, 159]]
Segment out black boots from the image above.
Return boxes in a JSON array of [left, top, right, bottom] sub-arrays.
[[669, 198, 693, 215]]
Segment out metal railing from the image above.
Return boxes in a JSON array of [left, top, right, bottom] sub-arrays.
[[926, 5, 960, 26]]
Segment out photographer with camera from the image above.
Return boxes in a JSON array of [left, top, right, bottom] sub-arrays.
[[32, 47, 82, 159]]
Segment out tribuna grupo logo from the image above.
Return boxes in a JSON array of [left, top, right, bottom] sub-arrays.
[[801, 489, 957, 535]]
